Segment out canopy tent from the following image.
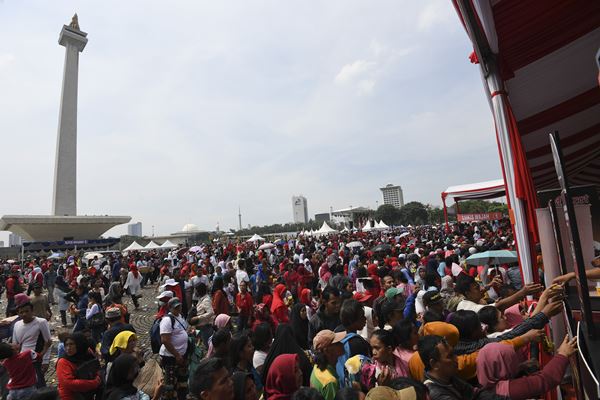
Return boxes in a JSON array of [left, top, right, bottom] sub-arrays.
[[316, 221, 338, 236], [361, 220, 373, 232], [160, 240, 178, 249], [246, 234, 265, 243], [123, 241, 144, 252], [144, 241, 160, 250], [441, 179, 506, 229], [452, 0, 600, 284], [378, 220, 389, 229]]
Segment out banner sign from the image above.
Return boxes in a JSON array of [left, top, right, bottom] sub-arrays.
[[457, 212, 503, 222]]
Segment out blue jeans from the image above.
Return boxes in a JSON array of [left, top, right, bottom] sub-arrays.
[[8, 386, 36, 400]]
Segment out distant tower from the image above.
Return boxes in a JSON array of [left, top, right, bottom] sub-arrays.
[[292, 195, 308, 224], [238, 206, 242, 230], [52, 14, 87, 216], [380, 184, 404, 208]]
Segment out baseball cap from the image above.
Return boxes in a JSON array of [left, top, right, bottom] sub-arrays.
[[14, 293, 31, 308], [353, 292, 374, 303], [168, 297, 182, 309], [105, 307, 122, 319], [156, 290, 174, 300], [161, 279, 178, 289], [423, 291, 443, 307], [385, 287, 404, 300], [365, 386, 417, 400], [313, 330, 346, 351]]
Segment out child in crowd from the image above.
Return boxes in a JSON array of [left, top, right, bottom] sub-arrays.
[[0, 342, 39, 400]]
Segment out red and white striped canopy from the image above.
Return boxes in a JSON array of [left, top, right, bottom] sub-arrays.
[[456, 0, 600, 190]]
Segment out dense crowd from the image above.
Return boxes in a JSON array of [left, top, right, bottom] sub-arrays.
[[0, 218, 588, 400]]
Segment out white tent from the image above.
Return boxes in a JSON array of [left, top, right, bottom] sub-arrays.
[[123, 241, 144, 252], [361, 220, 373, 232], [317, 222, 338, 235], [160, 240, 178, 249], [247, 234, 265, 243], [378, 220, 389, 229], [144, 241, 160, 250]]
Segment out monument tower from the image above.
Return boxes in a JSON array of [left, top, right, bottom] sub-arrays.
[[0, 15, 131, 241], [53, 14, 87, 216]]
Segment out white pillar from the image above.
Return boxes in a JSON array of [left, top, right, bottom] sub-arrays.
[[52, 19, 87, 216]]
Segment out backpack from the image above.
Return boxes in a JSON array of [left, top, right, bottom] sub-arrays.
[[335, 332, 359, 388], [150, 315, 176, 354]]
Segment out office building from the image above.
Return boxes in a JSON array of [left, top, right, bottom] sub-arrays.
[[292, 195, 309, 224], [127, 222, 143, 237], [380, 184, 404, 208]]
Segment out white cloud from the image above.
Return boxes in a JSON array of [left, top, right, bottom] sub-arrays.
[[334, 59, 375, 85], [417, 2, 453, 32], [0, 53, 15, 68], [0, 1, 500, 237]]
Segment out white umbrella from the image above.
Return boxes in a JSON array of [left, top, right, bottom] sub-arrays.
[[346, 241, 364, 249], [84, 252, 103, 260], [189, 245, 203, 252], [258, 243, 275, 250], [399, 232, 410, 238], [6, 259, 16, 264], [48, 252, 65, 259]]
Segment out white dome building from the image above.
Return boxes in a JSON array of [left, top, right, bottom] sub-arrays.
[[181, 223, 201, 233]]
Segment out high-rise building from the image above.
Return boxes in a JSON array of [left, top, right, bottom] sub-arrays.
[[292, 195, 309, 224], [127, 222, 143, 237], [380, 184, 404, 208]]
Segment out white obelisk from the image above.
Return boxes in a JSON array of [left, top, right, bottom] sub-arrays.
[[52, 14, 87, 216]]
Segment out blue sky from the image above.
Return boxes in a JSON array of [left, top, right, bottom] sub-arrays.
[[0, 1, 501, 239]]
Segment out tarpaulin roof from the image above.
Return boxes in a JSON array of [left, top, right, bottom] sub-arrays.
[[442, 179, 505, 201], [455, 0, 600, 190]]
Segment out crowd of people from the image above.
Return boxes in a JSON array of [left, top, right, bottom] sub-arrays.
[[0, 217, 592, 400]]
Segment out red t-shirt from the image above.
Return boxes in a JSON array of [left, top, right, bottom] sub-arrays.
[[3, 349, 38, 389]]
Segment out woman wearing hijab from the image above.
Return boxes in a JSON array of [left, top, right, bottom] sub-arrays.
[[261, 324, 311, 387], [56, 333, 101, 400], [103, 353, 154, 400], [289, 303, 309, 350], [124, 264, 142, 309], [233, 372, 259, 400], [270, 284, 289, 325], [206, 314, 232, 358], [476, 337, 577, 400], [264, 354, 303, 400]]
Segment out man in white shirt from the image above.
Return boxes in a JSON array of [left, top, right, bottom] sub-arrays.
[[235, 263, 250, 287], [160, 297, 189, 400], [12, 295, 52, 387], [455, 273, 542, 313]]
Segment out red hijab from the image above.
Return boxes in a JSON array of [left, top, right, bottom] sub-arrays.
[[265, 354, 300, 400], [270, 284, 287, 314], [130, 263, 139, 279]]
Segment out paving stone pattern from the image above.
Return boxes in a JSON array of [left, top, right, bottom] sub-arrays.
[[0, 283, 161, 385]]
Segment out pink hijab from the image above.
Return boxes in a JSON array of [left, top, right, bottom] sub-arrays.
[[476, 342, 520, 397], [503, 303, 524, 328]]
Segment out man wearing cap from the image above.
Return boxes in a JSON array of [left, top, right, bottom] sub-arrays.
[[310, 330, 346, 400], [12, 294, 52, 387], [100, 306, 136, 362], [423, 290, 447, 321], [160, 297, 189, 400]]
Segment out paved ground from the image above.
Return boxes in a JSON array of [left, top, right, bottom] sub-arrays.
[[1, 282, 161, 385]]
